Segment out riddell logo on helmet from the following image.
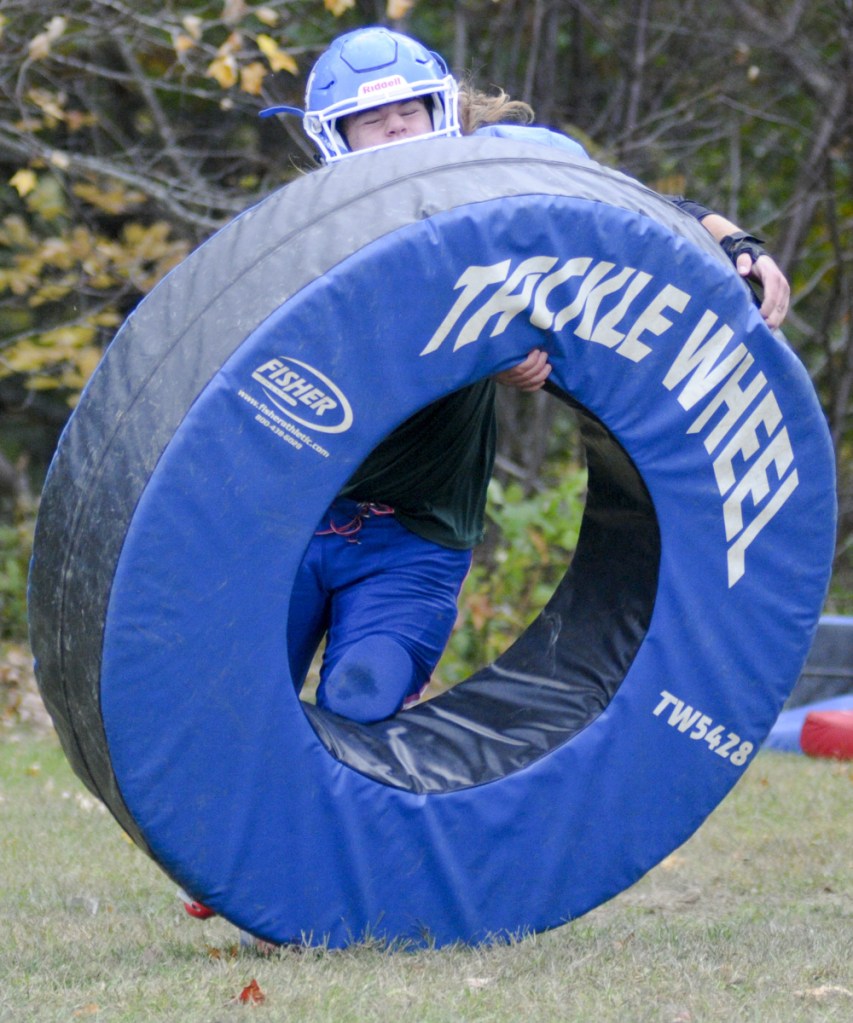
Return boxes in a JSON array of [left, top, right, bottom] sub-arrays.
[[358, 76, 405, 97]]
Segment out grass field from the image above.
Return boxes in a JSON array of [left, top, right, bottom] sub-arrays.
[[1, 725, 851, 1023]]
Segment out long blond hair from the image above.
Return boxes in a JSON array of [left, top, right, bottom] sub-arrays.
[[457, 82, 535, 135]]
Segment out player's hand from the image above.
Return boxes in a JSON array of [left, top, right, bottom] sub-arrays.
[[494, 348, 552, 391], [738, 253, 790, 330]]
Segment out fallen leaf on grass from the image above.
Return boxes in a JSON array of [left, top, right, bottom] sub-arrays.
[[465, 977, 493, 989], [794, 985, 852, 1001], [72, 1005, 100, 1017], [207, 944, 239, 960], [232, 978, 266, 1005]]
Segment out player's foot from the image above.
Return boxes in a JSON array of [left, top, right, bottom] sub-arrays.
[[177, 887, 217, 919], [240, 930, 278, 954]]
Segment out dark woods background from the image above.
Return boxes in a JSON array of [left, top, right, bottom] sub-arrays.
[[1, 0, 851, 607]]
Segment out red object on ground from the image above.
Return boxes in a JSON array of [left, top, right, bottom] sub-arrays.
[[800, 710, 853, 761], [237, 979, 266, 1004], [182, 898, 216, 919]]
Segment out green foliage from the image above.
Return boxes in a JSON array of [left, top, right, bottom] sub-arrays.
[[0, 0, 357, 444], [0, 511, 34, 642], [0, 205, 189, 403], [439, 462, 587, 687]]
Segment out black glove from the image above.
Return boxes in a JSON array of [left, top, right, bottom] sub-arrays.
[[720, 231, 768, 268]]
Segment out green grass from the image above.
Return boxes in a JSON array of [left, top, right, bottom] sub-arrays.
[[1, 732, 851, 1023]]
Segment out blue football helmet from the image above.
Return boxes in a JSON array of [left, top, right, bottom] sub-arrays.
[[299, 27, 460, 163]]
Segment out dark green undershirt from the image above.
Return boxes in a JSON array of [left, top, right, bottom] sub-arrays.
[[340, 379, 496, 549]]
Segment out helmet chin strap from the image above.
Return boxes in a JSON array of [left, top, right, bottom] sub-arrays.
[[325, 125, 460, 163]]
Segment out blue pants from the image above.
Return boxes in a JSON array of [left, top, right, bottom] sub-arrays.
[[287, 499, 472, 723]]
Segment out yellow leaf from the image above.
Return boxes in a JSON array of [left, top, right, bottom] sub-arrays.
[[92, 311, 122, 328], [72, 181, 146, 215], [0, 215, 32, 247], [30, 282, 74, 306], [45, 324, 97, 351], [222, 0, 248, 23], [240, 61, 267, 96], [207, 55, 238, 89], [182, 15, 203, 40], [25, 176, 67, 222], [255, 7, 280, 26], [174, 34, 196, 55], [28, 34, 51, 61], [85, 274, 114, 291], [256, 35, 298, 75], [65, 110, 98, 132], [27, 88, 66, 122], [121, 221, 171, 253], [10, 170, 37, 198], [13, 116, 45, 134], [27, 16, 66, 61], [219, 31, 242, 55], [324, 0, 356, 16], [0, 267, 37, 297], [3, 341, 38, 374], [387, 0, 415, 18]]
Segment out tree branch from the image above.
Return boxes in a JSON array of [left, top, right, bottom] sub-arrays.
[[0, 127, 242, 233]]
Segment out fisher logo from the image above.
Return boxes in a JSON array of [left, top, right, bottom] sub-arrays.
[[358, 75, 405, 99], [251, 357, 353, 434]]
